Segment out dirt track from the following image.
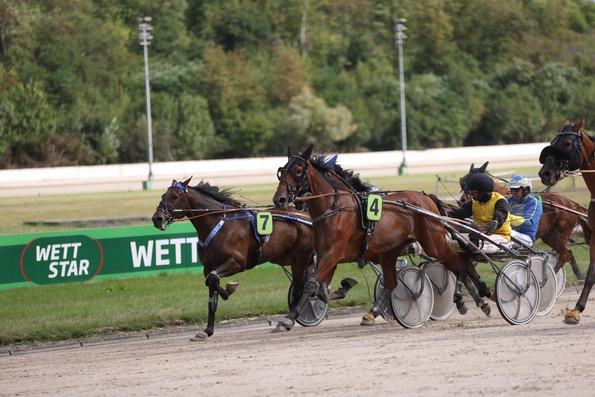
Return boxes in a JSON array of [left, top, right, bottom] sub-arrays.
[[1, 287, 594, 397]]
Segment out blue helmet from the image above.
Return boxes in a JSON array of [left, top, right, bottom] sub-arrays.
[[509, 174, 532, 192]]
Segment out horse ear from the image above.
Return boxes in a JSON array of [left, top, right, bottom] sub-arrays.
[[171, 179, 177, 185], [469, 163, 474, 172], [300, 143, 314, 160], [287, 145, 294, 157], [575, 118, 585, 132], [479, 161, 489, 172], [563, 118, 571, 127], [182, 176, 192, 186]]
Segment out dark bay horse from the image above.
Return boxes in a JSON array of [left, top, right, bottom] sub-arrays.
[[272, 144, 492, 331], [151, 177, 316, 339], [459, 161, 590, 280], [538, 118, 595, 324]]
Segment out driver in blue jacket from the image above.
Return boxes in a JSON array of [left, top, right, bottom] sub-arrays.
[[506, 174, 543, 248]]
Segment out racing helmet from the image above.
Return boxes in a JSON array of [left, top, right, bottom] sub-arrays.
[[509, 174, 532, 192], [465, 173, 494, 193], [464, 173, 494, 203]]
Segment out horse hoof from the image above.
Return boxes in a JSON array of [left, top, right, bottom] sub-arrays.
[[564, 310, 580, 325], [488, 290, 497, 302], [226, 280, 240, 294], [360, 312, 376, 326], [272, 318, 294, 333], [456, 301, 468, 315], [190, 331, 209, 341], [480, 303, 491, 316]]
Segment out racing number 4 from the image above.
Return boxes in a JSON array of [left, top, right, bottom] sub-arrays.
[[366, 194, 382, 221]]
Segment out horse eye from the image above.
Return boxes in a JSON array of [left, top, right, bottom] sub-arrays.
[[295, 167, 303, 176]]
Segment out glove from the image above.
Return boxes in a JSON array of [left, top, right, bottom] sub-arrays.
[[509, 214, 525, 227], [480, 221, 498, 234], [467, 221, 483, 233]]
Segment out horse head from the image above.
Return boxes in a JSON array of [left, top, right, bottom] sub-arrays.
[[273, 144, 314, 210], [152, 176, 192, 230], [539, 118, 586, 186]]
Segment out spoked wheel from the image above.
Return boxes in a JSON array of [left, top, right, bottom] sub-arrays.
[[546, 252, 565, 298], [422, 261, 456, 321], [495, 260, 540, 325], [390, 267, 434, 328], [529, 256, 557, 316], [374, 274, 397, 322], [287, 283, 328, 327]]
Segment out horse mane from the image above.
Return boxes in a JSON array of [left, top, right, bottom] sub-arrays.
[[188, 180, 243, 207], [310, 153, 371, 192]]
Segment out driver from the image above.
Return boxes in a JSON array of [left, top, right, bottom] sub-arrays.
[[506, 174, 543, 248], [447, 173, 512, 254]]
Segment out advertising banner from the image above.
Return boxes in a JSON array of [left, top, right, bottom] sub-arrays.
[[0, 223, 203, 289]]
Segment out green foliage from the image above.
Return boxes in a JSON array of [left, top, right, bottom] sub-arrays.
[[283, 87, 357, 151], [1, 0, 595, 167]]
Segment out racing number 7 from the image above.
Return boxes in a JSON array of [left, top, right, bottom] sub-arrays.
[[257, 212, 273, 235]]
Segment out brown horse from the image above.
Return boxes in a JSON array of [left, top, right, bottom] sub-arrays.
[[272, 144, 492, 331], [538, 118, 595, 324], [151, 177, 317, 339], [459, 161, 590, 280]]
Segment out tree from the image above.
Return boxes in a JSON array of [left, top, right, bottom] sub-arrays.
[[282, 86, 357, 151]]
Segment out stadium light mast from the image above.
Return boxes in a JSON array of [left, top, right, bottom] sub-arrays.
[[395, 18, 408, 176], [138, 16, 154, 190]]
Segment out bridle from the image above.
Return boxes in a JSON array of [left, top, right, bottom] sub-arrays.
[[277, 154, 311, 205], [540, 127, 584, 182], [155, 181, 187, 225]]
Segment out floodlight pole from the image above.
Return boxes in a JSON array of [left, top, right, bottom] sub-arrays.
[[138, 16, 154, 190], [395, 18, 408, 176]]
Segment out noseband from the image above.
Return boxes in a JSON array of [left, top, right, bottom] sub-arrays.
[[156, 182, 187, 225]]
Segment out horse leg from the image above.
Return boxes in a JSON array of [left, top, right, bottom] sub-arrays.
[[329, 277, 359, 300], [370, 287, 391, 318], [542, 229, 585, 281], [205, 270, 240, 300], [564, 253, 595, 324], [566, 251, 586, 281], [274, 277, 320, 332], [453, 272, 467, 315], [192, 285, 218, 341], [463, 274, 491, 316]]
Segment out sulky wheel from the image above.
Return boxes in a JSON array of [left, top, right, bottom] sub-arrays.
[[495, 260, 540, 325], [287, 282, 328, 327], [529, 256, 557, 316], [390, 266, 434, 328], [546, 251, 565, 298], [422, 261, 456, 321]]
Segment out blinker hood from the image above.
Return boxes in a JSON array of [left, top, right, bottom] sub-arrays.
[[539, 145, 572, 164]]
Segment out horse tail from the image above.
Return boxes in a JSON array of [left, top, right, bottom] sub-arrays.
[[571, 202, 592, 243], [427, 193, 448, 216]]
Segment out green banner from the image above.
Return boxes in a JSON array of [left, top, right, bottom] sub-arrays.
[[0, 223, 205, 289]]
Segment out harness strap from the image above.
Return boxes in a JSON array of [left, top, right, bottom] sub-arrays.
[[197, 204, 228, 262]]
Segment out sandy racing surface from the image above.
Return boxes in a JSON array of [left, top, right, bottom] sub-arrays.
[[1, 287, 595, 397]]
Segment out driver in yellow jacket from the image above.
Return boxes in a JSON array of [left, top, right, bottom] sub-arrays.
[[447, 173, 511, 254]]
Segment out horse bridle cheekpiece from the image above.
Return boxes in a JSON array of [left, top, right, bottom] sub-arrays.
[[539, 124, 584, 179], [277, 144, 314, 204], [157, 180, 188, 225]]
